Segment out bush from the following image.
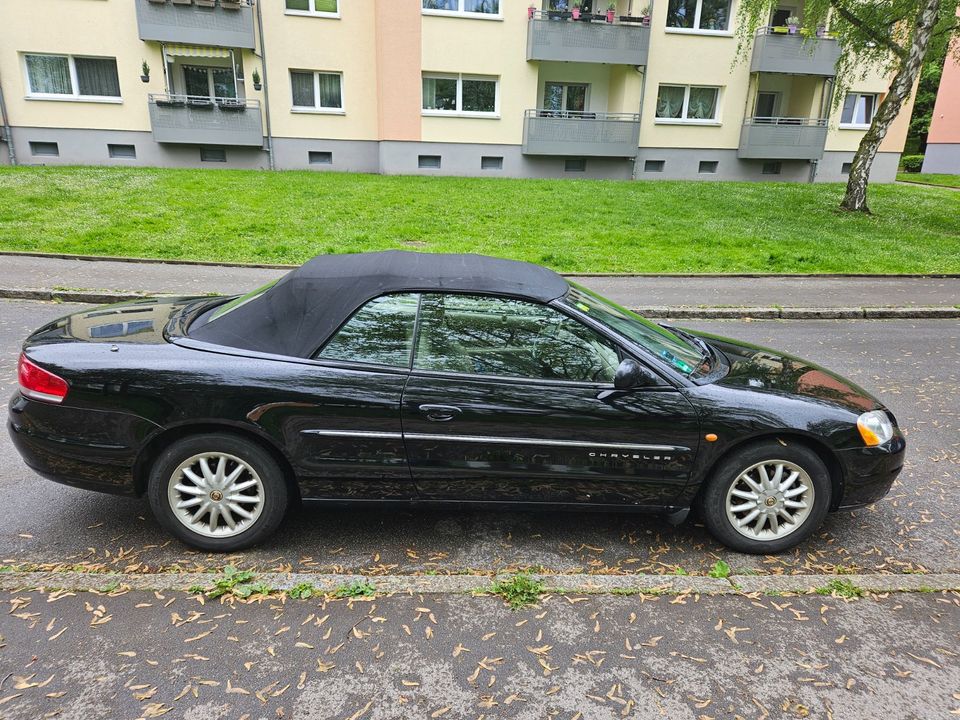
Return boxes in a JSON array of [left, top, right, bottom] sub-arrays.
[[901, 155, 924, 173]]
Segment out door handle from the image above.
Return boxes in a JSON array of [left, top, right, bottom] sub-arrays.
[[419, 404, 462, 422]]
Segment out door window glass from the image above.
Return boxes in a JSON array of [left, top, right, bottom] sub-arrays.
[[317, 294, 419, 367], [414, 294, 620, 382]]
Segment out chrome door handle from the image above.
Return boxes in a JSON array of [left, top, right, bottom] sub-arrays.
[[419, 404, 462, 422]]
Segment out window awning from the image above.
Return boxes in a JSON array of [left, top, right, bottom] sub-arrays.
[[163, 44, 231, 59]]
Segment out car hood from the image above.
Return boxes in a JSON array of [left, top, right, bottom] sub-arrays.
[[695, 330, 883, 414], [24, 296, 217, 348]]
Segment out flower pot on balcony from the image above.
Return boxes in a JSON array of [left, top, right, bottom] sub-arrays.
[[606, 9, 616, 22], [141, 75, 150, 83], [196, 0, 216, 6], [528, 5, 535, 18], [572, 8, 581, 18], [816, 25, 826, 37], [253, 82, 262, 91], [171, 0, 191, 5], [788, 23, 798, 33], [642, 15, 650, 25]]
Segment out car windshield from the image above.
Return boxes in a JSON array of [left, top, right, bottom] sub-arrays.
[[560, 283, 708, 376]]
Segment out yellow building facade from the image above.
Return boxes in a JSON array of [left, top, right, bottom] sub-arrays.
[[0, 0, 912, 181]]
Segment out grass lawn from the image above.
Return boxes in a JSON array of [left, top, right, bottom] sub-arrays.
[[1, 166, 958, 274], [896, 172, 960, 189]]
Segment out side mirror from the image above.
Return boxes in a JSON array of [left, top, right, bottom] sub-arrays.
[[599, 359, 658, 400]]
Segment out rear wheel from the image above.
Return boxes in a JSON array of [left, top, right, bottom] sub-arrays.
[[148, 433, 288, 552], [698, 440, 831, 554]]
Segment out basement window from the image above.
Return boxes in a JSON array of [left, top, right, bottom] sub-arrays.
[[841, 162, 852, 175], [108, 144, 137, 159], [761, 161, 781, 175], [481, 155, 503, 170], [29, 141, 59, 157], [644, 159, 665, 173], [418, 155, 442, 169], [200, 147, 227, 163], [698, 160, 718, 174], [309, 151, 333, 165], [564, 158, 586, 173]]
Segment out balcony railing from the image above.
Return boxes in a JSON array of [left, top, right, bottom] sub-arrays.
[[148, 94, 264, 147], [750, 27, 840, 76], [527, 11, 650, 66], [135, 0, 256, 49], [522, 109, 642, 157], [738, 117, 828, 160]]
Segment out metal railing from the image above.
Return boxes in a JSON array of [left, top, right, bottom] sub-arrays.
[[738, 116, 829, 160], [529, 9, 649, 23], [522, 109, 642, 157], [135, 0, 256, 48], [750, 26, 841, 76], [756, 25, 834, 38], [744, 116, 828, 126], [526, 9, 650, 64], [146, 0, 253, 7], [148, 94, 264, 146]]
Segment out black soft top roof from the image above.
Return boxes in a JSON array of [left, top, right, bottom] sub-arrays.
[[188, 251, 570, 358]]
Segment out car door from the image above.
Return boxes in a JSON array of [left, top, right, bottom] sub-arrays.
[[401, 293, 701, 507], [262, 293, 419, 500]]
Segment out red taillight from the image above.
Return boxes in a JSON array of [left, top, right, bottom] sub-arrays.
[[17, 354, 69, 404]]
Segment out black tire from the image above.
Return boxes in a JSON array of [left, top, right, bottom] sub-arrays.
[[147, 433, 289, 552], [697, 440, 832, 554]]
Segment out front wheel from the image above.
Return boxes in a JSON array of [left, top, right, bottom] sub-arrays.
[[698, 440, 832, 554], [148, 433, 289, 552]]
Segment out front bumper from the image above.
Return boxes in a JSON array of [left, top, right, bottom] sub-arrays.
[[7, 393, 157, 497], [834, 433, 906, 509]]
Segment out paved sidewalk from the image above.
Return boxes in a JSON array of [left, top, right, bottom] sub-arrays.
[[1, 253, 958, 313], [1, 588, 957, 719]]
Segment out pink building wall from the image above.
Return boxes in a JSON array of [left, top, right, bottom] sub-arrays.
[[922, 13, 960, 172]]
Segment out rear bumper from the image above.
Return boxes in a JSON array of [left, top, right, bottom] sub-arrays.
[[834, 433, 906, 509], [7, 393, 158, 497]]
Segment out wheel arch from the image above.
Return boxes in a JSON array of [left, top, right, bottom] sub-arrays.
[[133, 421, 300, 503], [693, 432, 845, 511]]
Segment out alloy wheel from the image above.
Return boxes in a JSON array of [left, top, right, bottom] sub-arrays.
[[724, 459, 815, 541], [167, 452, 265, 538]]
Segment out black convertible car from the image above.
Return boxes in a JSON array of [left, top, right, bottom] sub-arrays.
[[9, 252, 905, 553]]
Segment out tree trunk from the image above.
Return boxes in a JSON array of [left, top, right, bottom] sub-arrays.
[[840, 0, 943, 212]]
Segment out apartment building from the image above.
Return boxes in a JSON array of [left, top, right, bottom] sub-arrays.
[[921, 23, 960, 174], [0, 0, 913, 182]]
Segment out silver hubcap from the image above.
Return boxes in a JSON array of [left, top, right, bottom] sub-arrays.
[[725, 459, 814, 541], [167, 453, 265, 539]]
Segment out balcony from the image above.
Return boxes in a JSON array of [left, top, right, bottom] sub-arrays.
[[135, 0, 256, 49], [527, 12, 650, 66], [522, 110, 641, 157], [148, 94, 264, 146], [750, 27, 840, 76], [738, 117, 828, 160]]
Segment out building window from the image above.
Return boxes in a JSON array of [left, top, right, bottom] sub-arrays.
[[285, 0, 339, 16], [699, 160, 718, 174], [543, 82, 588, 113], [25, 54, 121, 100], [655, 85, 720, 123], [644, 159, 665, 173], [761, 161, 782, 175], [840, 93, 878, 128], [108, 144, 136, 159], [423, 74, 498, 116], [419, 155, 442, 169], [29, 141, 59, 157], [291, 71, 343, 111], [666, 0, 731, 30], [422, 0, 500, 15], [200, 147, 227, 163], [309, 151, 333, 165], [841, 162, 852, 175], [564, 158, 586, 172], [481, 156, 503, 170]]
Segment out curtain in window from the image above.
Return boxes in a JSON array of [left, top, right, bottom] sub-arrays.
[[462, 79, 495, 112], [465, 0, 499, 12], [422, 77, 457, 110], [687, 87, 717, 119], [26, 55, 72, 95], [543, 83, 564, 111], [318, 73, 342, 108], [291, 71, 315, 107], [656, 86, 684, 118]]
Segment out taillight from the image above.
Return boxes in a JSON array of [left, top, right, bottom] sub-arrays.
[[17, 353, 69, 404]]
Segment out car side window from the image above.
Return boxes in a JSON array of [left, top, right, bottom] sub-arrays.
[[414, 294, 620, 383], [317, 293, 419, 367]]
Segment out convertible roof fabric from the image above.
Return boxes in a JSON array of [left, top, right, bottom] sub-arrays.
[[189, 251, 570, 358]]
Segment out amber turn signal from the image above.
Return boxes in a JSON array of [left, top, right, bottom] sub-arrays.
[[705, 433, 718, 442]]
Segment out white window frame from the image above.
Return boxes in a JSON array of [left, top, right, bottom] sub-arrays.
[[839, 92, 879, 130], [421, 0, 503, 20], [422, 73, 500, 118], [654, 84, 722, 125], [290, 70, 345, 114], [23, 53, 122, 104], [284, 0, 340, 19], [664, 0, 735, 36]]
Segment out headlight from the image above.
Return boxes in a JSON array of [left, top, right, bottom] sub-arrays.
[[857, 410, 894, 447]]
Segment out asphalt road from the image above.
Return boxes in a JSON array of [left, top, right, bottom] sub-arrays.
[[1, 299, 957, 576], [1, 589, 957, 719]]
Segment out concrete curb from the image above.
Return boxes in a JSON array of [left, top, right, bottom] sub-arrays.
[[0, 570, 956, 596], [2, 250, 959, 279], [2, 288, 959, 319]]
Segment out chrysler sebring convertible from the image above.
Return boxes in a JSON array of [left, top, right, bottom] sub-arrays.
[[8, 252, 905, 553]]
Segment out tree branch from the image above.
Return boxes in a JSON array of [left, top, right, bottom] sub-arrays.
[[828, 0, 908, 59]]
